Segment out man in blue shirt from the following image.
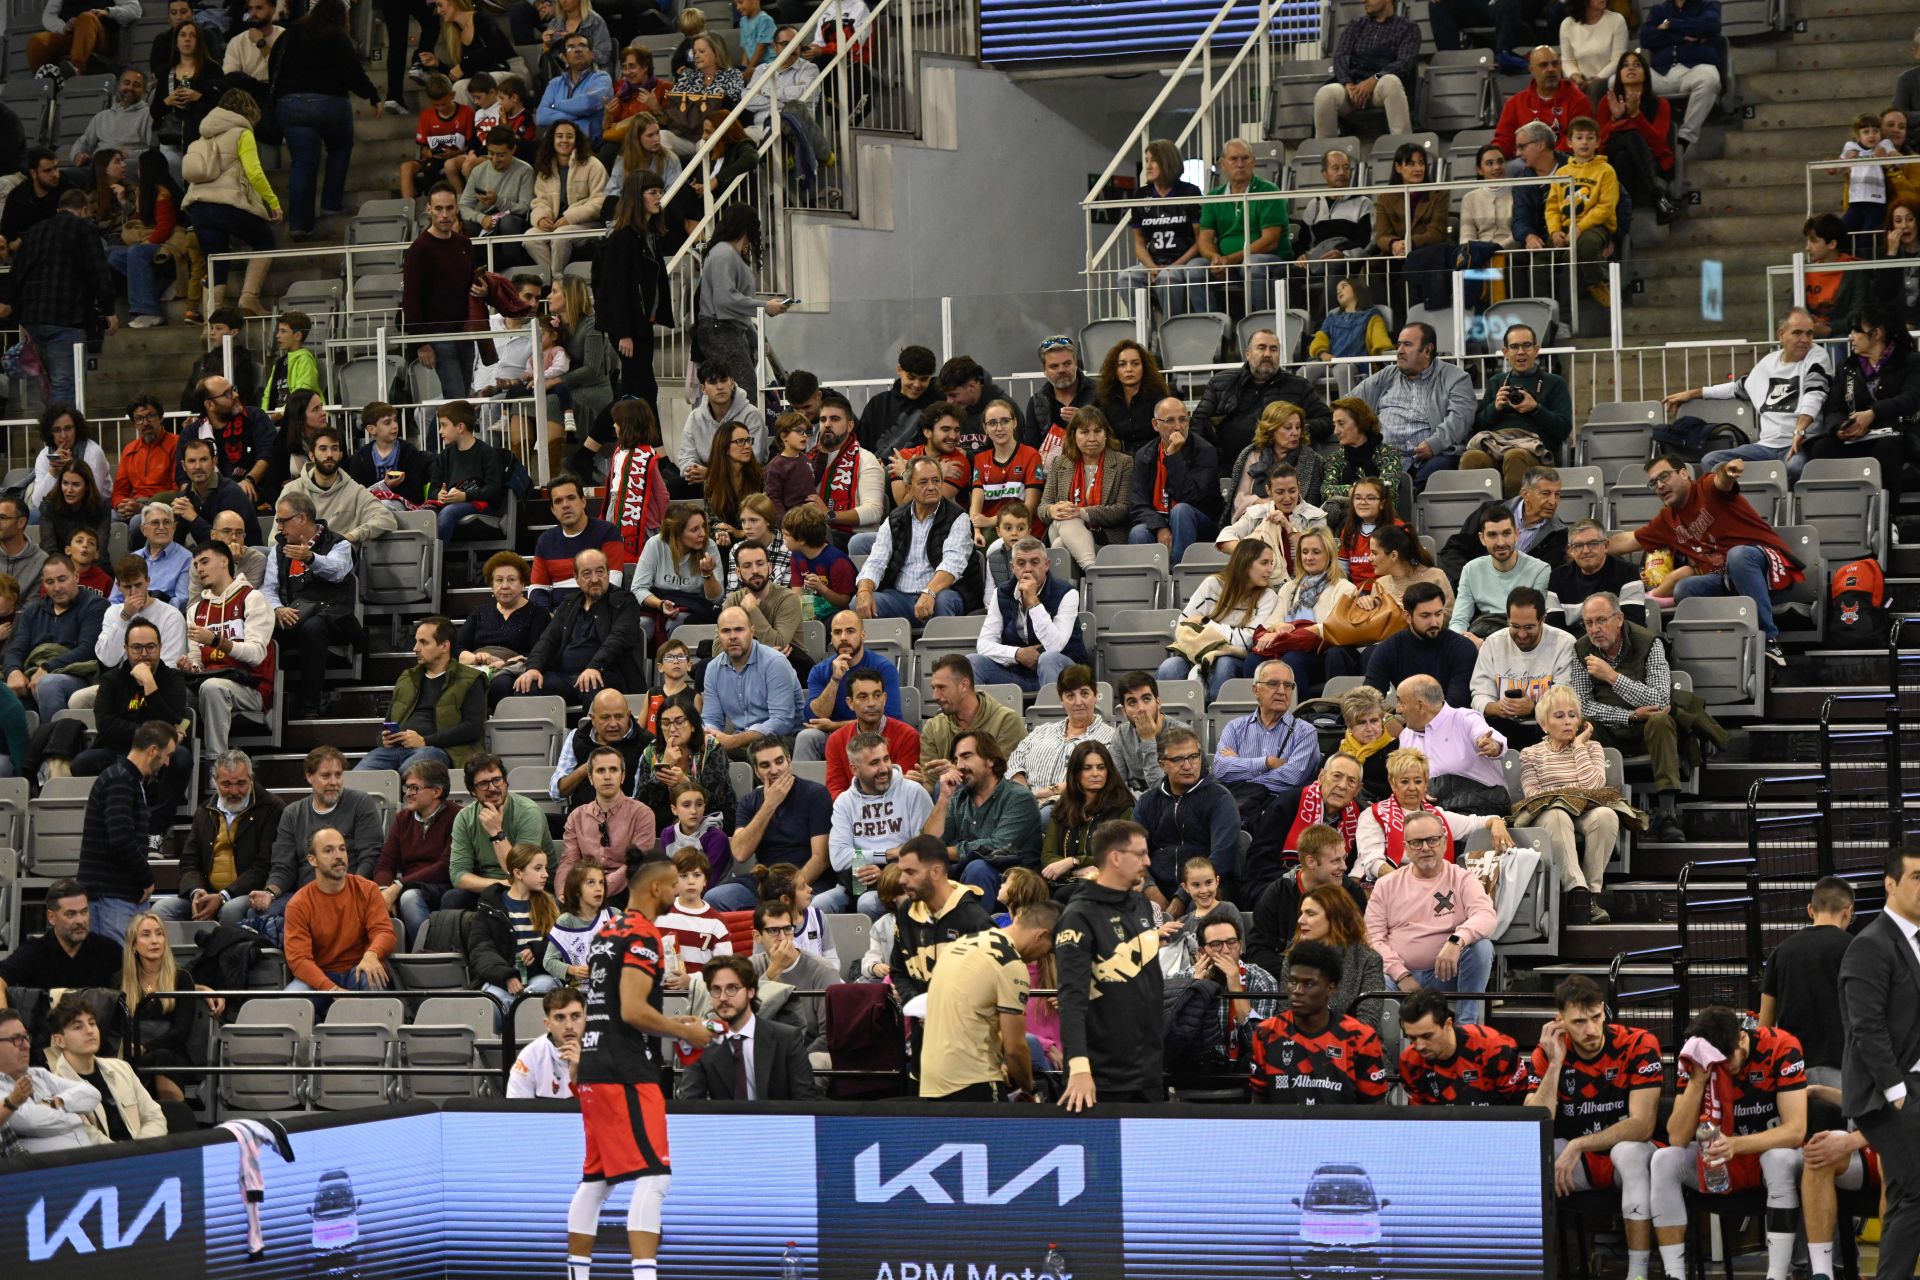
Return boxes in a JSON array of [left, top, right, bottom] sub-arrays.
[[1213, 660, 1321, 904], [703, 605, 804, 759], [534, 34, 612, 142], [796, 609, 902, 761]]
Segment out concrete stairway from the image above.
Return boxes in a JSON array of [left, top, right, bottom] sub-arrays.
[[1617, 0, 1912, 348]]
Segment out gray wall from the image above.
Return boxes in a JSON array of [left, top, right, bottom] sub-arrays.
[[774, 64, 1129, 388]]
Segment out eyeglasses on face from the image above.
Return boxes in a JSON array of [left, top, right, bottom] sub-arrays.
[[1161, 751, 1202, 767], [1404, 835, 1447, 850]]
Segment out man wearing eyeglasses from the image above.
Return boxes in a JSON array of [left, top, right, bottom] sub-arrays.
[[1021, 335, 1095, 469], [108, 396, 178, 523], [447, 750, 554, 909], [1191, 914, 1280, 1073], [0, 1007, 101, 1156], [1127, 396, 1223, 565], [1134, 724, 1241, 899], [1458, 325, 1573, 499], [1365, 810, 1498, 1023], [182, 373, 276, 507], [1548, 518, 1646, 635], [1213, 660, 1321, 903]]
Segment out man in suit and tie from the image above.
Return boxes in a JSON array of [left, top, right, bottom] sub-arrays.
[[1840, 846, 1920, 1280], [676, 954, 821, 1102]]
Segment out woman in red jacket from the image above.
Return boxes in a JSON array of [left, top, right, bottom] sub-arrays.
[[1600, 50, 1679, 223]]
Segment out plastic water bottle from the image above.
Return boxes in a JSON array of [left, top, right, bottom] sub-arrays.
[[1696, 1121, 1730, 1193], [563, 408, 578, 438], [1042, 1243, 1069, 1279], [780, 1241, 804, 1280]]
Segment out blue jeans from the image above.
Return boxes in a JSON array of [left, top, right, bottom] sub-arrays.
[[1129, 503, 1217, 567], [958, 858, 1003, 911], [427, 341, 471, 399], [1117, 265, 1180, 318], [1161, 253, 1284, 315], [811, 885, 852, 915], [287, 968, 381, 993], [848, 532, 876, 556], [969, 650, 1074, 693], [867, 587, 965, 622], [855, 889, 886, 920], [353, 743, 452, 772], [393, 885, 442, 943], [705, 881, 759, 912], [186, 202, 276, 284], [436, 501, 479, 539], [1406, 936, 1495, 1025], [90, 896, 150, 946], [1157, 652, 1248, 699], [1672, 542, 1783, 641], [106, 244, 163, 316], [483, 973, 558, 1008], [1698, 440, 1806, 483], [277, 93, 357, 231], [1411, 450, 1459, 491], [27, 325, 85, 406], [32, 671, 88, 721]]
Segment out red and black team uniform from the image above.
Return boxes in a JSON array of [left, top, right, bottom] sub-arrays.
[[1527, 1023, 1665, 1187], [1676, 1024, 1806, 1192], [576, 911, 671, 1183], [1400, 1023, 1532, 1106], [1248, 1011, 1389, 1105], [971, 443, 1044, 525]]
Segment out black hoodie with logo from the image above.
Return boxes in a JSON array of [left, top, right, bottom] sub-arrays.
[[1055, 879, 1165, 1097]]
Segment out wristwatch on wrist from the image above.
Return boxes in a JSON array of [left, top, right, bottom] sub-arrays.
[[1447, 934, 1462, 946]]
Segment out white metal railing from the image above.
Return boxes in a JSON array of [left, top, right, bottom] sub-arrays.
[[1803, 152, 1916, 220]]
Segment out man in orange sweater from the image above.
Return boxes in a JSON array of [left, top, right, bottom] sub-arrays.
[[110, 397, 179, 522], [283, 827, 396, 993]]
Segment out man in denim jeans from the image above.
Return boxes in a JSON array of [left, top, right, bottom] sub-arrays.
[[0, 190, 116, 406]]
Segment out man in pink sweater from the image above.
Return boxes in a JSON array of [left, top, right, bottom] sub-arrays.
[[1364, 810, 1499, 1023]]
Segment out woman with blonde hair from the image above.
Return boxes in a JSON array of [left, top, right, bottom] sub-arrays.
[[181, 86, 279, 316], [714, 492, 791, 593], [1227, 399, 1327, 520], [120, 911, 225, 1102], [1254, 525, 1358, 696], [1515, 684, 1642, 924], [1352, 746, 1512, 881], [1337, 684, 1401, 800], [1037, 405, 1133, 571], [1157, 537, 1281, 696], [1283, 883, 1386, 1025], [631, 501, 724, 638]]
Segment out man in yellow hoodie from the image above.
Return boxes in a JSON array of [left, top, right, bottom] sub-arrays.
[[1547, 117, 1621, 309]]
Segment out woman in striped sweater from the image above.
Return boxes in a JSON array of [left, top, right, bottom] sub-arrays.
[[1517, 684, 1633, 925]]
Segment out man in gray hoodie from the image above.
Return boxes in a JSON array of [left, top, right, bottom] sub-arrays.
[[674, 358, 768, 493], [1469, 586, 1576, 749], [277, 426, 397, 547], [70, 67, 153, 168], [1352, 322, 1477, 490], [832, 731, 933, 916]]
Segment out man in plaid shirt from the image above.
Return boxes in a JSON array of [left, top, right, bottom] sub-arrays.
[[1314, 0, 1419, 137], [0, 189, 116, 406]]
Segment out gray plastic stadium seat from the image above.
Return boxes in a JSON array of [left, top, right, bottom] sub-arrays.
[[1084, 544, 1170, 627], [1236, 309, 1311, 359], [338, 354, 403, 403], [1285, 136, 1358, 192], [509, 765, 563, 818], [1553, 465, 1605, 524], [1792, 457, 1884, 564], [1736, 460, 1791, 524], [1160, 312, 1230, 376], [977, 685, 1024, 717], [822, 914, 870, 980], [1666, 597, 1764, 716], [912, 616, 985, 698], [1266, 65, 1331, 144], [1773, 525, 1825, 642], [861, 617, 913, 685], [310, 997, 403, 1109], [402, 996, 501, 1101], [1480, 825, 1558, 955], [1685, 397, 1756, 444], [359, 509, 442, 646], [1420, 49, 1494, 132], [1607, 478, 1662, 530], [1578, 418, 1655, 486], [218, 997, 315, 1114], [342, 769, 399, 832], [28, 776, 93, 877], [1413, 470, 1499, 542], [1174, 542, 1229, 603], [1443, 128, 1496, 174], [792, 760, 828, 785], [489, 695, 567, 775], [1080, 317, 1137, 359], [1096, 608, 1182, 675]]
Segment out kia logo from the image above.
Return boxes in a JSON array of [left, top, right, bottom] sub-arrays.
[[27, 1178, 183, 1261], [853, 1144, 1085, 1206]]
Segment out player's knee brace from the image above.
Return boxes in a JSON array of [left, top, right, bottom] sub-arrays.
[[1760, 1146, 1804, 1209], [1613, 1141, 1656, 1221], [568, 1181, 611, 1236], [628, 1174, 671, 1235], [1649, 1144, 1694, 1228]]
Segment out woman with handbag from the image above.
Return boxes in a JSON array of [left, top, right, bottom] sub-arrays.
[[1250, 526, 1357, 698], [458, 551, 551, 706], [1515, 685, 1644, 924], [1156, 538, 1280, 697], [1355, 522, 1453, 614]]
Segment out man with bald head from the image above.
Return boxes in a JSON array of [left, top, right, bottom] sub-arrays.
[[703, 605, 804, 759], [1163, 138, 1290, 317], [797, 609, 903, 761], [1397, 674, 1512, 815], [283, 826, 396, 993], [186, 508, 269, 595], [184, 372, 276, 507], [551, 686, 653, 814], [514, 547, 646, 706], [1128, 396, 1223, 564]]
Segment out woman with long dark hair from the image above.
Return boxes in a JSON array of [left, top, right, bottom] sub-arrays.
[[126, 148, 204, 324], [37, 459, 111, 555], [1157, 537, 1281, 696], [150, 20, 223, 169], [1095, 338, 1171, 454], [1039, 740, 1134, 881], [696, 203, 786, 401], [702, 421, 763, 536], [592, 176, 672, 413], [1372, 142, 1453, 315], [528, 120, 608, 272], [1803, 302, 1920, 498], [27, 405, 111, 510], [1600, 49, 1679, 223], [274, 0, 382, 238]]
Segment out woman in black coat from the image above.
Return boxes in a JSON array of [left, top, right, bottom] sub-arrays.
[[1803, 302, 1920, 501], [591, 176, 672, 420]]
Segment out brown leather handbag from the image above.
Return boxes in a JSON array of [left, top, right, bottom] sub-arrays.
[[1318, 587, 1406, 648]]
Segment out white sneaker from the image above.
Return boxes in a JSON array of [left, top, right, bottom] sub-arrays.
[[128, 313, 167, 328], [382, 99, 404, 115]]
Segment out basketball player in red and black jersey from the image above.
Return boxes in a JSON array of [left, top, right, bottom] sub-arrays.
[[1397, 988, 1532, 1106], [567, 860, 714, 1280], [1650, 1005, 1808, 1280], [1524, 976, 1663, 1280], [1248, 940, 1388, 1106]]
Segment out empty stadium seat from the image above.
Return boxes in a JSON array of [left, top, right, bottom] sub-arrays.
[[1737, 459, 1790, 524], [1083, 544, 1170, 626], [1159, 312, 1230, 381], [360, 509, 443, 646], [310, 996, 404, 1110], [402, 996, 501, 1101], [822, 914, 871, 980], [1173, 541, 1229, 602], [489, 696, 567, 775], [27, 776, 92, 878], [1773, 524, 1825, 642], [1419, 49, 1494, 132], [1080, 316, 1137, 356], [218, 997, 315, 1114], [1265, 65, 1331, 144], [1096, 608, 1183, 675], [1553, 464, 1605, 524], [1413, 470, 1499, 539], [1792, 457, 1884, 564], [1666, 597, 1764, 716]]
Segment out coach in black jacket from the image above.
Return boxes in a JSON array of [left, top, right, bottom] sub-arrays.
[[675, 955, 821, 1101], [1840, 846, 1920, 1279]]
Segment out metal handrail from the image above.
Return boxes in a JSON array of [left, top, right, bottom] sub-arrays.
[[1803, 151, 1916, 218]]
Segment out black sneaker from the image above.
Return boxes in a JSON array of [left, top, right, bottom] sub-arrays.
[[1565, 887, 1592, 924], [1655, 811, 1686, 843], [1765, 641, 1787, 668], [1588, 896, 1612, 924]]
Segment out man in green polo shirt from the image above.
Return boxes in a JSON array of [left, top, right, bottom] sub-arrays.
[[1167, 138, 1290, 316]]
